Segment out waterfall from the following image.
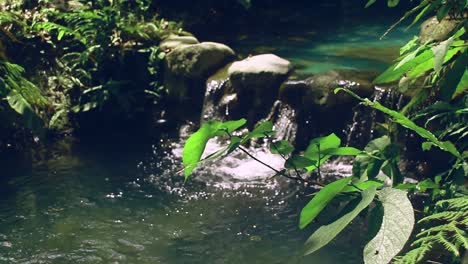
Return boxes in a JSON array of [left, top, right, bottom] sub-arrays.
[[345, 86, 405, 147], [200, 78, 230, 123]]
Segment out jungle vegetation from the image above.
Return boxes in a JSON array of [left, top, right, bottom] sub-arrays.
[[182, 0, 468, 263], [0, 0, 466, 263]]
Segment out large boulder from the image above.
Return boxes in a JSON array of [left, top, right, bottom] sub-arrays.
[[279, 70, 377, 149], [201, 54, 293, 125], [163, 41, 235, 110], [279, 69, 376, 111], [165, 42, 235, 79], [419, 16, 459, 44]]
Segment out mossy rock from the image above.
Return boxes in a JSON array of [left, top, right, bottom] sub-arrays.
[[419, 16, 459, 44]]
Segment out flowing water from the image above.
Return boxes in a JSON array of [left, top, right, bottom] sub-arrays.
[[0, 139, 367, 264], [0, 19, 416, 264]]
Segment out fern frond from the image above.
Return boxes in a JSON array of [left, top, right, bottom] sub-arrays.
[[417, 223, 465, 237], [393, 244, 432, 264], [419, 211, 465, 223], [411, 235, 439, 247], [436, 197, 468, 211], [436, 233, 460, 257], [452, 227, 468, 249]]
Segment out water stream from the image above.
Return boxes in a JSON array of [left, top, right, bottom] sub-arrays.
[[0, 20, 416, 264], [0, 140, 366, 264]]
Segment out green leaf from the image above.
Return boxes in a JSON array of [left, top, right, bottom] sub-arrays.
[[336, 88, 462, 159], [416, 179, 439, 192], [304, 133, 341, 171], [399, 36, 419, 55], [249, 121, 273, 138], [453, 69, 468, 99], [436, 4, 450, 21], [182, 119, 246, 178], [6, 90, 44, 135], [406, 1, 434, 30], [285, 155, 316, 169], [388, 0, 400, 7], [304, 186, 377, 255], [341, 180, 383, 193], [365, 0, 377, 8], [271, 140, 294, 155], [374, 48, 433, 84], [407, 45, 463, 79], [218, 119, 247, 134], [431, 37, 454, 74], [183, 122, 220, 178], [320, 147, 362, 156], [395, 45, 425, 70], [363, 188, 415, 264], [299, 176, 352, 229], [441, 50, 468, 100]]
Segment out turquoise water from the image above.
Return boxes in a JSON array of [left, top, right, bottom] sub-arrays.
[[230, 23, 417, 75], [0, 140, 368, 264]]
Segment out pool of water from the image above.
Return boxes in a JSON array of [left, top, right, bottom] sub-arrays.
[[229, 22, 418, 75], [0, 139, 369, 264]]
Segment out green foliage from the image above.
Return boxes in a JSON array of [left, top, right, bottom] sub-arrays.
[[0, 61, 48, 134], [299, 176, 352, 229], [182, 119, 247, 178], [336, 88, 463, 160], [352, 136, 404, 185], [304, 186, 377, 255], [395, 197, 468, 263]]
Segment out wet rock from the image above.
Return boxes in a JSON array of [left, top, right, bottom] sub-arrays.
[[279, 69, 376, 111], [201, 54, 293, 126], [164, 42, 235, 110], [419, 16, 459, 44], [165, 42, 235, 79], [279, 70, 377, 148], [159, 35, 199, 51]]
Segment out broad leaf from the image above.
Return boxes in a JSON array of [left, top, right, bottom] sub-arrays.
[[431, 37, 453, 74], [304, 133, 341, 171], [364, 188, 415, 264], [304, 186, 377, 255], [299, 176, 352, 229], [320, 147, 362, 156], [219, 119, 247, 134], [441, 50, 468, 100], [248, 121, 274, 139], [182, 119, 246, 178], [6, 90, 44, 135], [341, 180, 383, 193]]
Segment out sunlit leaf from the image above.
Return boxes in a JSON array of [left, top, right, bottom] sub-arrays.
[[364, 188, 415, 264], [183, 119, 246, 178], [304, 133, 341, 171], [431, 37, 453, 74]]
